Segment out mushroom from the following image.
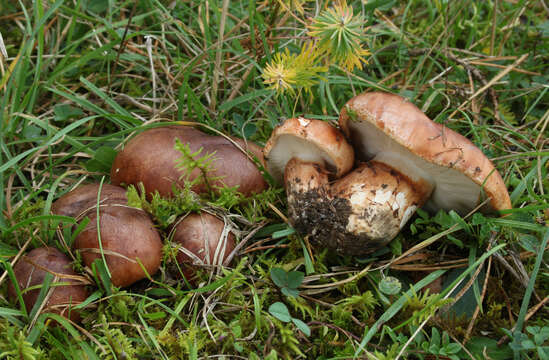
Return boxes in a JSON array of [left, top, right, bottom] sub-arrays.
[[264, 93, 511, 255], [263, 117, 355, 184], [339, 91, 512, 215], [52, 184, 163, 288], [110, 126, 267, 198], [171, 212, 235, 282], [264, 118, 423, 253], [8, 247, 88, 323], [51, 183, 127, 218], [264, 117, 378, 252]]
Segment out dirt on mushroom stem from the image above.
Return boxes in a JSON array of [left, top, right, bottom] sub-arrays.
[[285, 158, 428, 255], [288, 187, 389, 255]]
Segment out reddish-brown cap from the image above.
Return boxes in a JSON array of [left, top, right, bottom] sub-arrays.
[[172, 212, 235, 282], [74, 204, 163, 288], [7, 247, 88, 323], [111, 126, 267, 198], [264, 117, 355, 184], [51, 183, 127, 219], [339, 92, 511, 214]]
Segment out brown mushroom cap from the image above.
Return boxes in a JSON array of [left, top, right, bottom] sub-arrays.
[[111, 126, 267, 198], [339, 92, 511, 214], [263, 117, 355, 184], [51, 183, 127, 218], [52, 183, 163, 287], [74, 204, 163, 288], [172, 212, 235, 281], [7, 247, 88, 323]]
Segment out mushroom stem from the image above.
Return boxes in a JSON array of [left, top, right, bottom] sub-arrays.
[[330, 161, 433, 251], [284, 158, 343, 245], [284, 158, 331, 232], [284, 158, 330, 193], [284, 158, 434, 255]]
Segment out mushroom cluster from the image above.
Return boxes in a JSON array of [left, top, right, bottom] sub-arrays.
[[108, 125, 264, 278], [9, 125, 265, 324], [264, 91, 511, 255]]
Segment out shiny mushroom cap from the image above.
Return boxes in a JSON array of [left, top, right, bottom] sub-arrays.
[[339, 91, 511, 215], [263, 117, 355, 184], [52, 184, 163, 288], [111, 126, 267, 198], [172, 212, 236, 282], [51, 183, 127, 218], [7, 247, 88, 323]]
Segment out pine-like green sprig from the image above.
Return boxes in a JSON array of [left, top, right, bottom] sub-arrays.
[[308, 0, 370, 71], [262, 42, 327, 95]]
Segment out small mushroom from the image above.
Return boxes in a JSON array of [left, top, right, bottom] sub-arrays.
[[52, 184, 163, 288], [8, 247, 88, 323], [171, 212, 235, 282], [264, 117, 355, 183], [265, 118, 368, 252], [111, 126, 267, 198]]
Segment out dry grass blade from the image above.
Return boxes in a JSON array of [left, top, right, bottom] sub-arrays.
[[300, 265, 371, 289], [448, 53, 529, 120], [211, 0, 231, 111], [0, 30, 7, 59], [467, 60, 541, 76]]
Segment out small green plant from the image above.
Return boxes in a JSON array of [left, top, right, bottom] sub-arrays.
[[261, 43, 327, 96], [332, 291, 378, 324], [334, 291, 378, 314], [270, 267, 304, 298], [0, 328, 42, 360], [379, 276, 402, 296], [420, 327, 462, 360], [503, 326, 549, 360], [174, 139, 217, 193], [402, 288, 453, 326], [373, 326, 462, 360], [126, 183, 201, 228], [268, 302, 310, 336], [308, 0, 370, 71]]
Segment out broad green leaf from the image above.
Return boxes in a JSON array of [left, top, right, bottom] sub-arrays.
[[270, 267, 287, 288], [54, 104, 84, 121], [291, 318, 311, 336], [281, 287, 299, 298], [286, 271, 304, 289], [85, 146, 117, 173], [268, 302, 291, 322], [466, 337, 513, 360]]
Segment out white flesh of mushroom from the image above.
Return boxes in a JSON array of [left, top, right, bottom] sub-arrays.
[[266, 134, 338, 183]]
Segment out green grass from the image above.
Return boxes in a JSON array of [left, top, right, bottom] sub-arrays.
[[0, 0, 548, 359]]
